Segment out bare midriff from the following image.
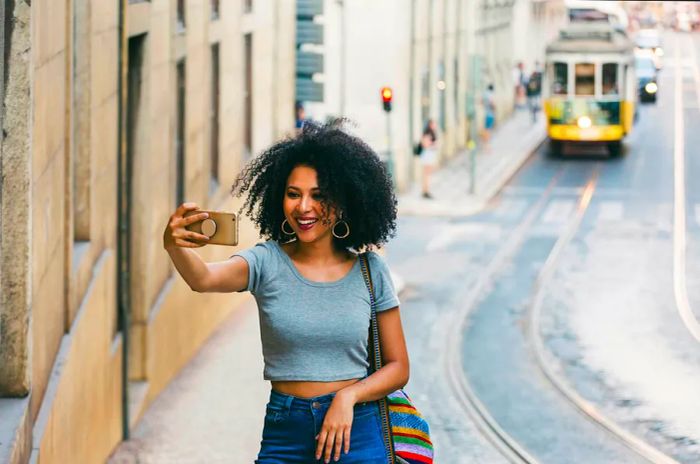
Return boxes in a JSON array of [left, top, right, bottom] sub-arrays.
[[272, 378, 361, 399]]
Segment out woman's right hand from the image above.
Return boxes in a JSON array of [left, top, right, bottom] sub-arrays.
[[163, 203, 211, 250]]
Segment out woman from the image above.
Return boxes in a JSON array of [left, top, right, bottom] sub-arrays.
[[480, 84, 496, 152], [163, 121, 409, 463], [419, 119, 439, 199]]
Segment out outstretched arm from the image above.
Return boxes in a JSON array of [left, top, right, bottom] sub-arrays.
[[164, 202, 250, 293]]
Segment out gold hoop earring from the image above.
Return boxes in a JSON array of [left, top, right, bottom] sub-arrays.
[[332, 220, 350, 239], [281, 219, 295, 235]]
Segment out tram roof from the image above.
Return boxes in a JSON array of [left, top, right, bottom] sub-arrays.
[[546, 24, 634, 54]]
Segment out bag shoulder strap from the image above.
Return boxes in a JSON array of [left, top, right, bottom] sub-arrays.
[[359, 253, 383, 373], [359, 253, 396, 463]]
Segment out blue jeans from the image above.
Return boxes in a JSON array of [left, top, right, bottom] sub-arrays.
[[256, 389, 388, 463]]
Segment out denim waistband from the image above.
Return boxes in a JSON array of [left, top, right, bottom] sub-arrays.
[[268, 389, 375, 413]]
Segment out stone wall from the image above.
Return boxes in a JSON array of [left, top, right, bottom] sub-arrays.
[[0, 0, 31, 398], [0, 1, 295, 462], [0, 1, 34, 462]]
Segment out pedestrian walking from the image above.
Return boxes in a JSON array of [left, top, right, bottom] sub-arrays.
[[420, 119, 439, 199], [162, 121, 420, 464], [526, 62, 543, 123], [512, 61, 526, 109], [480, 84, 496, 151]]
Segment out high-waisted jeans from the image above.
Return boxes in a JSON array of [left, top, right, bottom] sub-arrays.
[[255, 389, 388, 463]]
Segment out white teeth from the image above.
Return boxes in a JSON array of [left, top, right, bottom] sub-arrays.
[[298, 219, 317, 225]]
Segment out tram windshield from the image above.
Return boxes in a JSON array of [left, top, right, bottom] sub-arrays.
[[602, 63, 619, 96], [548, 61, 622, 97], [550, 62, 568, 95], [575, 63, 595, 95]]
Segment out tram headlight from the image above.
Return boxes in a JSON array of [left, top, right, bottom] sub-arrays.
[[654, 47, 664, 57], [577, 116, 592, 129], [645, 82, 658, 94]]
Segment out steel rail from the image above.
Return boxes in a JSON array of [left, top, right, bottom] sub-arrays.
[[442, 161, 564, 464]]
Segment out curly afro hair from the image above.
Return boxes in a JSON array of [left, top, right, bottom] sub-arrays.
[[231, 120, 397, 251]]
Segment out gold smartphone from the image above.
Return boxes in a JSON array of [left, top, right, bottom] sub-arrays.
[[184, 210, 239, 246]]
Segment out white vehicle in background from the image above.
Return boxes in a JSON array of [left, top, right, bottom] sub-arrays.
[[676, 13, 692, 32], [634, 29, 663, 70]]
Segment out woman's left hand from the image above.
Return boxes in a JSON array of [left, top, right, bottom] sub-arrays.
[[315, 390, 356, 462]]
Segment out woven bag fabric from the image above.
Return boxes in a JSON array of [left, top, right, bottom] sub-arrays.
[[388, 390, 434, 464]]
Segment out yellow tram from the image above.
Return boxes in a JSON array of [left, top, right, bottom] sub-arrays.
[[543, 24, 636, 156]]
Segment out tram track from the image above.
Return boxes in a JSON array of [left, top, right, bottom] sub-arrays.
[[441, 161, 565, 464], [443, 156, 680, 463], [525, 174, 681, 464]]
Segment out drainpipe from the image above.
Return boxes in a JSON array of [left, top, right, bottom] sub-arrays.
[[408, 0, 415, 186], [428, 0, 433, 122], [116, 0, 130, 441], [338, 0, 346, 116]]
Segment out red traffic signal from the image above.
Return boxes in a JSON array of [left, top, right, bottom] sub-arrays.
[[381, 87, 393, 112], [381, 87, 393, 102]]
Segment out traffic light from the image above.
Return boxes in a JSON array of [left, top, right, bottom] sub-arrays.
[[381, 87, 393, 112]]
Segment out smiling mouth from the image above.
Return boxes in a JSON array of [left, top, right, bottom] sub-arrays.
[[296, 218, 318, 230]]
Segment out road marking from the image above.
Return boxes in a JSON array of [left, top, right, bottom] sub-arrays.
[[503, 186, 545, 195], [542, 200, 576, 224], [597, 201, 623, 222], [656, 203, 673, 233], [673, 35, 700, 344], [493, 198, 529, 218], [425, 223, 501, 252], [503, 186, 582, 196]]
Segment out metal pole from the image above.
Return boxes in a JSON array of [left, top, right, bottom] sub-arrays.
[[386, 112, 394, 188], [337, 0, 346, 116], [468, 54, 481, 195], [428, 0, 433, 119], [469, 128, 476, 194], [408, 0, 415, 184]]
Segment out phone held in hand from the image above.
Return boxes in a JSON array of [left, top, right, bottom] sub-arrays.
[[184, 210, 239, 246]]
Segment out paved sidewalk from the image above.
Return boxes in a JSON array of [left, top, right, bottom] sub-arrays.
[[399, 110, 546, 217], [109, 299, 268, 463], [108, 109, 546, 464]]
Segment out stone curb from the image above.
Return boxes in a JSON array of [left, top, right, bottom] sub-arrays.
[[478, 126, 547, 202]]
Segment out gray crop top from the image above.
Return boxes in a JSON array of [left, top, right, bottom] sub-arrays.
[[233, 240, 400, 381]]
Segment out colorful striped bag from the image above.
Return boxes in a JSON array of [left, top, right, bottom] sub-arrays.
[[360, 254, 434, 464]]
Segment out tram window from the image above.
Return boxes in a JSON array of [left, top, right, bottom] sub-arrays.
[[552, 62, 568, 95], [602, 63, 618, 95], [575, 63, 595, 96]]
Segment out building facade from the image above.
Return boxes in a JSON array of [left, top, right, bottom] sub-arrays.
[[298, 0, 564, 193], [301, 0, 473, 192], [0, 1, 294, 463]]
